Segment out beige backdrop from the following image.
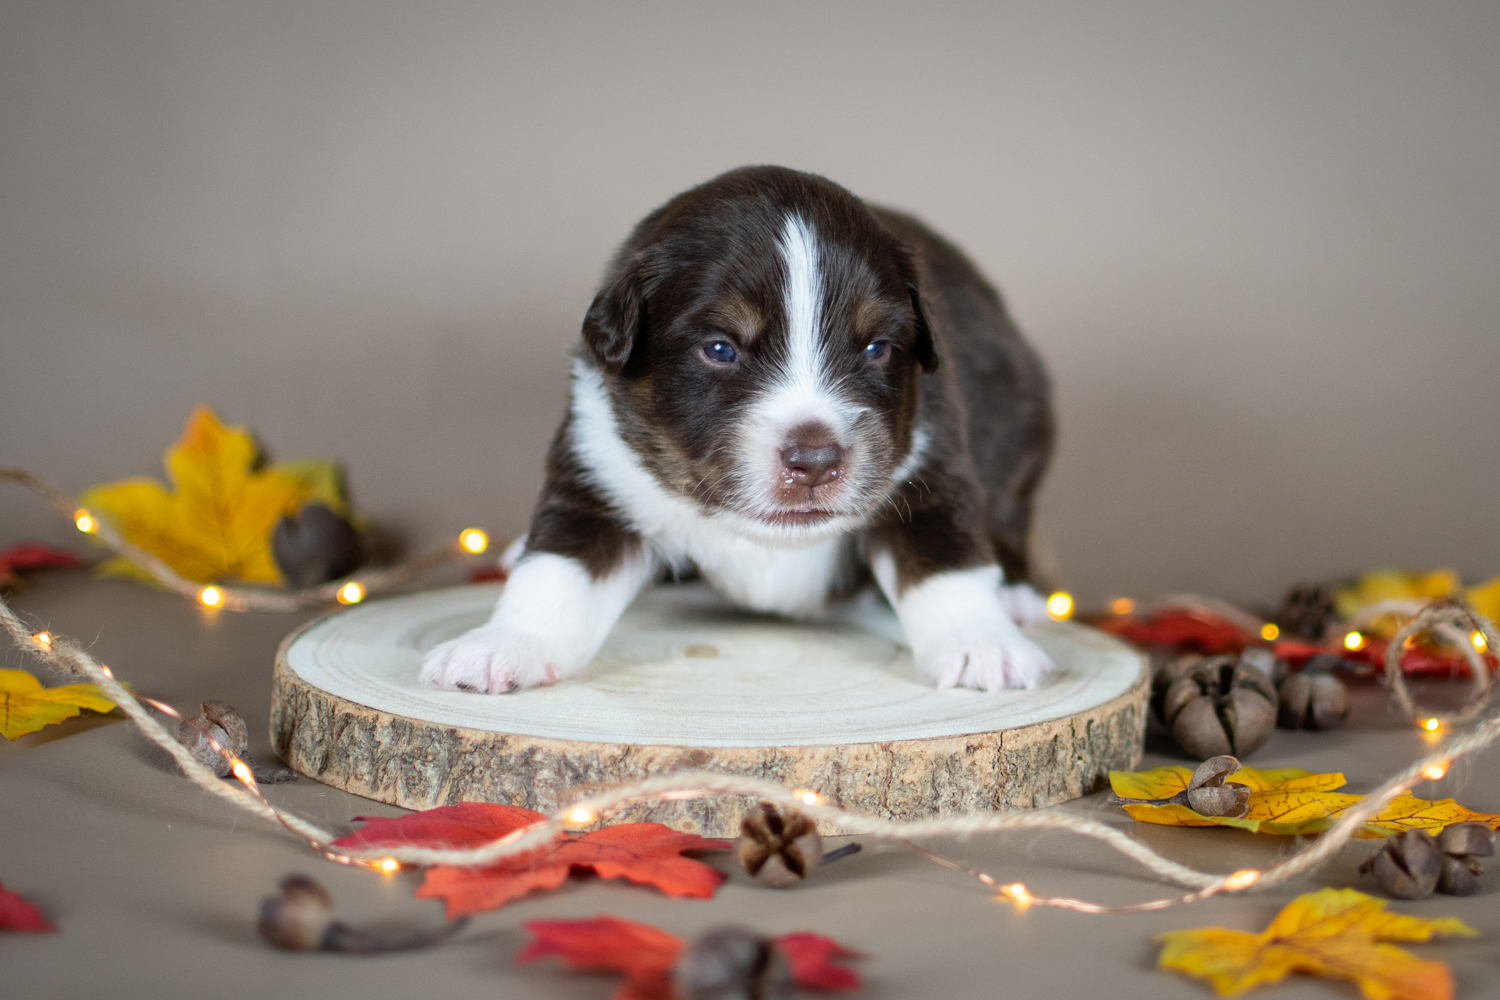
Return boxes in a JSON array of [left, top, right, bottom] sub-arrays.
[[3, 1, 1497, 608]]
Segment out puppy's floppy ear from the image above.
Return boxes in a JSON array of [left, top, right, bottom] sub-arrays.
[[582, 254, 650, 373], [907, 281, 939, 373]]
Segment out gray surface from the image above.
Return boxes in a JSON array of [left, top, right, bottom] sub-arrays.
[[5, 1, 1500, 608], [4, 573, 1499, 999]]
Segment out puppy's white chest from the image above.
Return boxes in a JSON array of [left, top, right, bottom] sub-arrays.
[[657, 527, 848, 618]]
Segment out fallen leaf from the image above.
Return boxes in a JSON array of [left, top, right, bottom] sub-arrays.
[[1157, 887, 1476, 999], [517, 915, 864, 999], [1360, 794, 1500, 839], [1335, 569, 1462, 625], [1095, 608, 1258, 655], [0, 667, 116, 740], [0, 543, 82, 591], [0, 881, 57, 932], [79, 405, 348, 586], [1112, 765, 1500, 838], [519, 915, 682, 1000], [330, 802, 733, 918], [775, 932, 866, 991]]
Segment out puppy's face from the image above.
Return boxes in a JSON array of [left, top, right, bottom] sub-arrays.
[[582, 168, 938, 545]]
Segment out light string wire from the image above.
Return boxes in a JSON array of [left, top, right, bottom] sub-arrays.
[[6, 590, 1500, 914], [1, 468, 481, 612]]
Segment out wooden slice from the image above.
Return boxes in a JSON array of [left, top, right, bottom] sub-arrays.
[[271, 583, 1147, 836]]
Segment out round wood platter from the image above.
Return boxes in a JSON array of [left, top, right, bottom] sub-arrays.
[[271, 583, 1147, 837]]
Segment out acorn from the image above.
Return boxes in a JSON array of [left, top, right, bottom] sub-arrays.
[[1359, 829, 1441, 899], [1152, 653, 1279, 759], [677, 926, 791, 1000], [1276, 671, 1350, 731], [258, 875, 336, 951], [272, 502, 362, 589], [1185, 755, 1252, 818], [258, 874, 468, 953], [737, 802, 823, 889]]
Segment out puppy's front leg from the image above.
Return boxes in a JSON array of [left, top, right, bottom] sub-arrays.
[[870, 470, 1052, 691], [421, 431, 653, 693], [420, 547, 654, 692]]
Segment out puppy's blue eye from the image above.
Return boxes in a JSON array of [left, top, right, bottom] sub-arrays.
[[864, 341, 889, 361], [703, 340, 738, 364]]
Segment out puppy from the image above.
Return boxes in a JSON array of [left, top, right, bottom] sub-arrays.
[[422, 166, 1055, 693]]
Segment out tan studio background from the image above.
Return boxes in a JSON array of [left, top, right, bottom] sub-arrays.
[[3, 0, 1498, 608]]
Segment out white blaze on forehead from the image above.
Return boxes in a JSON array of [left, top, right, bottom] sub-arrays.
[[779, 214, 825, 395], [755, 213, 857, 442]]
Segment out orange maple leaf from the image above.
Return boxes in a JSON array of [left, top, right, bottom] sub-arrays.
[[1157, 888, 1476, 999], [330, 802, 733, 918], [79, 405, 347, 586]]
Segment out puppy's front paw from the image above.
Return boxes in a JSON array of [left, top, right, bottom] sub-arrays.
[[419, 627, 566, 693], [999, 583, 1051, 624], [918, 628, 1053, 692]]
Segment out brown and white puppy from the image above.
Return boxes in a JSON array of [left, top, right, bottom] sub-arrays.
[[421, 166, 1055, 693]]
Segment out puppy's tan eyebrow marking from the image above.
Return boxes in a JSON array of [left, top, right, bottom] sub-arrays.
[[853, 293, 904, 340], [714, 297, 763, 342]]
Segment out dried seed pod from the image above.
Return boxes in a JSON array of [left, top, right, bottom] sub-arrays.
[[176, 717, 236, 776], [173, 700, 298, 782], [1185, 755, 1251, 818], [1152, 654, 1279, 759], [272, 503, 362, 589], [258, 875, 336, 951], [1277, 672, 1350, 730], [1276, 584, 1337, 642], [258, 874, 468, 953], [201, 699, 249, 753], [1436, 822, 1494, 859], [1359, 829, 1441, 899], [1437, 855, 1483, 896], [737, 802, 823, 889], [677, 926, 791, 1000]]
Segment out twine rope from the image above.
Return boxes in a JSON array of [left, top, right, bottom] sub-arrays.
[[6, 590, 1499, 912], [1381, 600, 1499, 728]]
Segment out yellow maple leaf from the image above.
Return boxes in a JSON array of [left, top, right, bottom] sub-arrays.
[[1157, 888, 1476, 999], [1359, 794, 1500, 838], [1110, 765, 1498, 837], [1112, 766, 1360, 835], [1464, 574, 1500, 623], [79, 406, 348, 586], [1, 668, 116, 740]]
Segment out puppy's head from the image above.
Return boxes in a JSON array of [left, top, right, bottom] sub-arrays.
[[579, 166, 937, 545]]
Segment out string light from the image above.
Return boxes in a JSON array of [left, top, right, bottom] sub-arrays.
[[1422, 761, 1449, 781], [792, 788, 824, 807], [1046, 592, 1074, 620], [32, 631, 53, 648], [1343, 631, 1366, 651], [1424, 718, 1442, 732], [230, 759, 255, 784], [1260, 623, 1280, 641], [198, 586, 224, 608], [101, 665, 113, 678], [565, 806, 597, 827], [1474, 631, 1489, 652], [459, 529, 489, 554], [376, 857, 400, 874], [999, 883, 1034, 909], [74, 510, 96, 533], [1109, 597, 1135, 615], [336, 581, 366, 605], [1222, 869, 1261, 891]]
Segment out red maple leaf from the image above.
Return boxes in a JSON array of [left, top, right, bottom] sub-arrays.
[[517, 915, 864, 999], [331, 802, 732, 918], [0, 881, 57, 932], [0, 542, 82, 590], [1094, 608, 1256, 655]]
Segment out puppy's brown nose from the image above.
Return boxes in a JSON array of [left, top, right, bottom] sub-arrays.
[[780, 427, 844, 487]]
